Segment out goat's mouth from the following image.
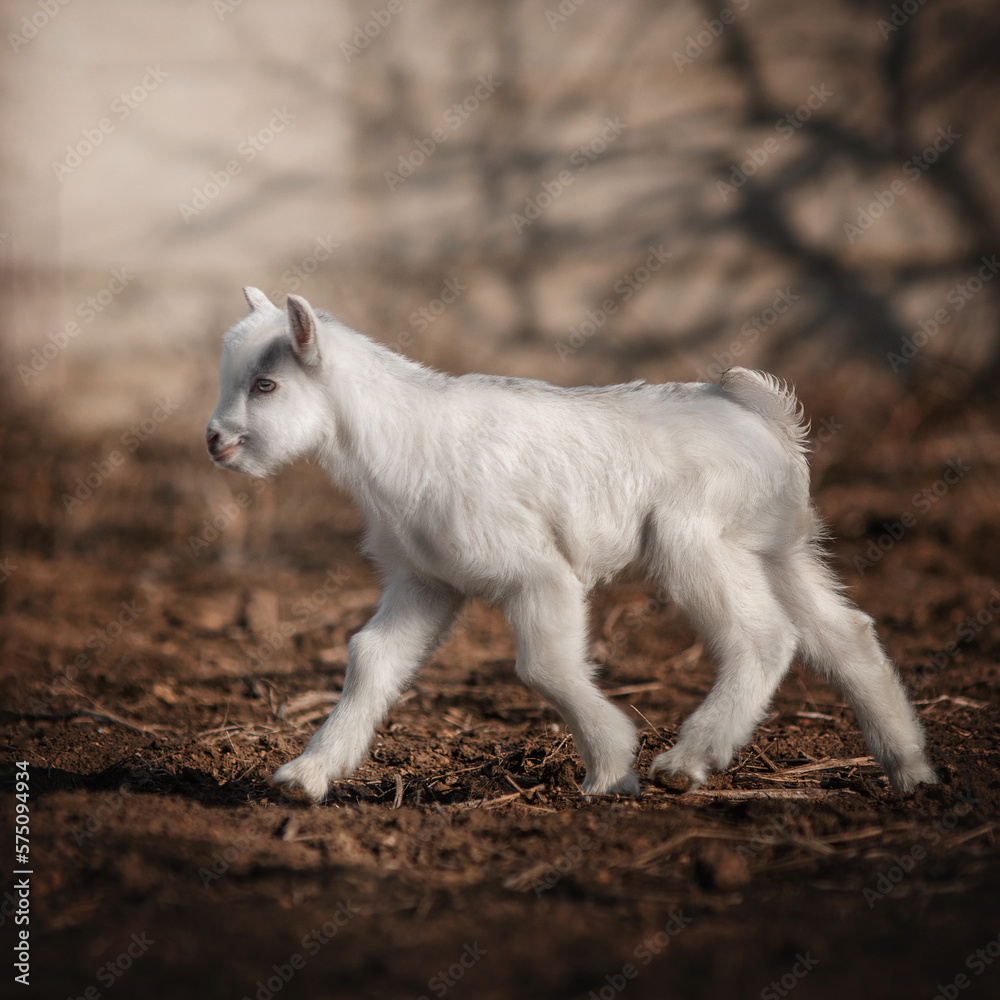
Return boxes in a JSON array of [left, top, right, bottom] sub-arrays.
[[209, 437, 245, 464]]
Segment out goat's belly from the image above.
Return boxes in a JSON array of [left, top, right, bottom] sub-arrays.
[[549, 514, 649, 586]]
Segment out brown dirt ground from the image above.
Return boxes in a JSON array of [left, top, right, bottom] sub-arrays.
[[2, 371, 999, 1000]]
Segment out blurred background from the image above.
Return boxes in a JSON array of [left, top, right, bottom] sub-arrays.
[[3, 0, 999, 439], [4, 6, 1000, 998]]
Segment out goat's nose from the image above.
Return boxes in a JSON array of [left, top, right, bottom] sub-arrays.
[[206, 429, 221, 454]]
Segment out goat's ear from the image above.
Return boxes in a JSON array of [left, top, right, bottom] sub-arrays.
[[243, 286, 279, 315], [287, 294, 321, 367]]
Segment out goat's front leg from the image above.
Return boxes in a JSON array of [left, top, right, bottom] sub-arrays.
[[272, 574, 463, 802]]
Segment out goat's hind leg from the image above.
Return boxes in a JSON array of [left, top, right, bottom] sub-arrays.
[[769, 549, 936, 793], [649, 543, 798, 790], [272, 573, 462, 802]]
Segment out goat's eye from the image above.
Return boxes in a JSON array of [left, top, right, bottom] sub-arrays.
[[254, 378, 276, 394]]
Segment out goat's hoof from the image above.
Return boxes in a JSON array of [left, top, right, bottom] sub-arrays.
[[648, 751, 705, 793], [271, 756, 332, 803], [269, 779, 313, 803], [887, 756, 938, 795], [651, 770, 692, 793], [581, 770, 641, 798]]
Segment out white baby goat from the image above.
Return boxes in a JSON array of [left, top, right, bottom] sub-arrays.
[[206, 287, 936, 801]]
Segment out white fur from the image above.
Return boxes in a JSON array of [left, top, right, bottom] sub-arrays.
[[206, 288, 937, 801]]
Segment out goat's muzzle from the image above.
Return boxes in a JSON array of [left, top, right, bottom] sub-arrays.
[[206, 429, 243, 462]]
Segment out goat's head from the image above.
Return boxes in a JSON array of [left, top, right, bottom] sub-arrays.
[[206, 287, 329, 477]]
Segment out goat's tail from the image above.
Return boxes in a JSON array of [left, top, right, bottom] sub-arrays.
[[719, 367, 811, 457], [719, 367, 817, 545]]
